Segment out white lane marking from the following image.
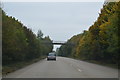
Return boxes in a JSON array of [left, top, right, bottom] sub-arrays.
[[78, 69, 82, 72]]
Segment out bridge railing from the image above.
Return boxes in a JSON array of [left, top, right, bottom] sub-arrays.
[[40, 41, 75, 45], [52, 41, 67, 44]]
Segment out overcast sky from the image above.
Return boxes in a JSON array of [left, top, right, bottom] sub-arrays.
[[3, 2, 104, 50]]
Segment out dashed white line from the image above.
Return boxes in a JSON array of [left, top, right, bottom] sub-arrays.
[[78, 69, 82, 72]]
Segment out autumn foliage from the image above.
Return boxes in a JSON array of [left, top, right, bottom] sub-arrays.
[[58, 2, 120, 66]]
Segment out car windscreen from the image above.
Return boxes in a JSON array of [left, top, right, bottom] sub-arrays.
[[48, 53, 55, 56]]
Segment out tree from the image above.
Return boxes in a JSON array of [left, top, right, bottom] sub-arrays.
[[2, 9, 53, 65], [37, 29, 43, 39], [58, 2, 119, 67]]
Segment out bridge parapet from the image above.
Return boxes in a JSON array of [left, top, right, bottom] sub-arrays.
[[52, 41, 67, 44], [41, 41, 75, 45]]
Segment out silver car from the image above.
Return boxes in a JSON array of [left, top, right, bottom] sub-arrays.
[[47, 52, 56, 61]]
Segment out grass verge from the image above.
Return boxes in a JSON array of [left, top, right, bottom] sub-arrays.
[[68, 56, 118, 69], [2, 56, 46, 76], [85, 60, 118, 69]]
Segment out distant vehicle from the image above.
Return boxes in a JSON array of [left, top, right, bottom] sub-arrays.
[[47, 52, 56, 61]]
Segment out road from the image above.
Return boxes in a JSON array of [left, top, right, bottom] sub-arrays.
[[3, 57, 118, 78]]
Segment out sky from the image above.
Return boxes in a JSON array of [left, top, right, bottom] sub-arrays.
[[3, 2, 104, 51]]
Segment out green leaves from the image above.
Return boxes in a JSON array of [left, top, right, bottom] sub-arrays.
[[58, 2, 119, 65], [2, 9, 53, 65]]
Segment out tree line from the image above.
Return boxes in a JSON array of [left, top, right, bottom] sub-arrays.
[[2, 9, 53, 65], [58, 2, 120, 67]]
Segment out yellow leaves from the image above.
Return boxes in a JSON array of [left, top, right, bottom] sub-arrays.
[[99, 22, 109, 32], [75, 35, 87, 57]]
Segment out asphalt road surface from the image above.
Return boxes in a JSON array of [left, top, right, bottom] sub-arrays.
[[4, 57, 118, 78]]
